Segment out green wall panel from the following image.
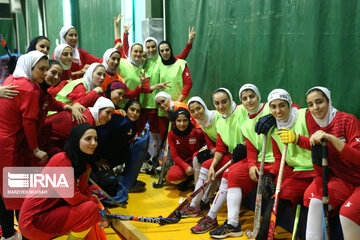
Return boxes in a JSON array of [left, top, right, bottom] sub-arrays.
[[26, 0, 41, 40], [44, 0, 63, 55], [0, 19, 15, 56], [76, 0, 122, 58], [166, 0, 360, 117]]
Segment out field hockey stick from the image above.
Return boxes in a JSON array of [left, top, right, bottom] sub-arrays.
[[291, 204, 301, 240], [267, 143, 288, 240], [153, 123, 172, 188], [89, 177, 126, 208], [245, 133, 268, 239], [106, 210, 181, 226], [322, 139, 330, 239], [167, 158, 234, 218], [0, 34, 12, 57]]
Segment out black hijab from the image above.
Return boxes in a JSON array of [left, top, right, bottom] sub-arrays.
[[39, 60, 61, 94], [26, 36, 50, 53], [63, 123, 96, 179], [158, 41, 176, 65], [124, 99, 141, 122], [8, 36, 50, 74], [172, 108, 193, 136]]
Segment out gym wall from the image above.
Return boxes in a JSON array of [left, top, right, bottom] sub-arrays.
[[166, 0, 360, 117]]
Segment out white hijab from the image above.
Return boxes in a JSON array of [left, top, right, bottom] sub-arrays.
[[268, 89, 298, 129], [213, 88, 237, 119], [143, 37, 159, 60], [127, 43, 143, 67], [13, 50, 46, 81], [239, 83, 262, 115], [102, 48, 120, 74], [89, 97, 115, 126], [188, 96, 216, 128], [154, 91, 174, 109], [53, 44, 72, 70], [83, 63, 103, 91], [306, 86, 338, 127], [60, 25, 80, 64]]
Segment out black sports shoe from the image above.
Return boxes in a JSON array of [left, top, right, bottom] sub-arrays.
[[209, 220, 243, 239]]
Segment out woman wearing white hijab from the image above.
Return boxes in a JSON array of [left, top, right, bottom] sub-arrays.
[[59, 25, 101, 79], [255, 88, 316, 239], [39, 97, 114, 158], [154, 91, 196, 139], [180, 88, 247, 224], [303, 87, 360, 240], [0, 51, 49, 239], [203, 84, 272, 237], [52, 43, 73, 82], [54, 63, 105, 108], [188, 96, 221, 182]]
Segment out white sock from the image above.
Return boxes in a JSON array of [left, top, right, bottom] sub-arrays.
[[227, 187, 242, 227], [190, 167, 208, 208], [207, 178, 228, 220], [340, 215, 360, 240], [201, 178, 220, 203], [306, 198, 323, 240], [192, 155, 201, 184]]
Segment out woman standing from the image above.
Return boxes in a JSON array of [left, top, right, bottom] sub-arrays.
[[166, 109, 206, 188], [138, 27, 196, 144], [158, 41, 193, 103], [19, 123, 105, 240], [303, 87, 360, 240], [0, 51, 49, 239], [60, 25, 101, 79]]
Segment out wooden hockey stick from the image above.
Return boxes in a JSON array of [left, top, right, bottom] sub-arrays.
[[245, 133, 268, 238], [267, 143, 288, 240]]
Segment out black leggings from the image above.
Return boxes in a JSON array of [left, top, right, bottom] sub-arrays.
[[0, 195, 16, 238]]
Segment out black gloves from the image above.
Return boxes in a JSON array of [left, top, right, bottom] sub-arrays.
[[255, 113, 276, 135], [311, 144, 322, 166], [196, 149, 213, 164], [261, 172, 276, 200], [167, 110, 176, 121], [232, 144, 247, 163]]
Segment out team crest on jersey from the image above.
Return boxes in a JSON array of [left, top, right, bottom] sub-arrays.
[[189, 138, 196, 144], [355, 137, 360, 142], [127, 129, 133, 135], [176, 140, 180, 145]]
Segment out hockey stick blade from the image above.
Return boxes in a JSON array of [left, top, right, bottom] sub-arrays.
[[105, 210, 181, 225]]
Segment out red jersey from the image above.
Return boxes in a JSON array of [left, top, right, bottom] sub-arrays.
[[168, 127, 206, 171]]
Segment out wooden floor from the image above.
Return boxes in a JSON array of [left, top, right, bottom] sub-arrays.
[[103, 173, 292, 240]]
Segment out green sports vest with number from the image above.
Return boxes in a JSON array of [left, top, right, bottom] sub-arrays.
[[140, 56, 161, 109], [240, 103, 275, 163], [270, 108, 313, 172], [159, 59, 190, 102], [215, 105, 248, 154], [54, 79, 89, 105], [202, 112, 222, 143]]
